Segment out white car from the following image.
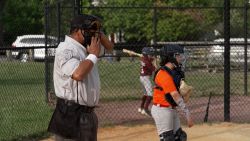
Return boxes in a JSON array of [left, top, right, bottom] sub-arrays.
[[208, 38, 250, 65], [11, 35, 58, 62]]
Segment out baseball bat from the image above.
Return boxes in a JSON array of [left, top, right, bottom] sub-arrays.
[[204, 92, 212, 122], [122, 49, 143, 57]]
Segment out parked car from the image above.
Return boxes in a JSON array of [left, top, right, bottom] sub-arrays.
[[11, 35, 58, 62], [208, 38, 250, 65]]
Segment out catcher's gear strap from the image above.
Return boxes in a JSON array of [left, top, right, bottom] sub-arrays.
[[175, 128, 187, 141], [173, 67, 185, 89], [165, 93, 178, 107], [153, 66, 171, 81], [176, 98, 190, 120], [159, 130, 175, 141]]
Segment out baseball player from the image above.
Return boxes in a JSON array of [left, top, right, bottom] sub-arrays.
[[138, 47, 156, 116], [151, 45, 193, 141]]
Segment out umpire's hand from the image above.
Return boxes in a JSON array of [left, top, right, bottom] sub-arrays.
[[87, 36, 101, 57]]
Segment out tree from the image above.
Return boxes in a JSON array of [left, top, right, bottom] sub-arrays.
[[94, 0, 154, 44], [0, 0, 7, 47], [2, 0, 44, 45], [88, 0, 222, 43], [158, 0, 221, 41]]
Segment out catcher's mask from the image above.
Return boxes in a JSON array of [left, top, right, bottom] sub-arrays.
[[159, 44, 186, 67], [70, 14, 102, 47]]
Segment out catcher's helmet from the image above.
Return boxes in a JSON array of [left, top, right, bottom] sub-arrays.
[[159, 44, 184, 67], [142, 47, 155, 55]]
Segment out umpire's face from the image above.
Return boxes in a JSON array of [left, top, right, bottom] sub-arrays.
[[83, 29, 101, 46]]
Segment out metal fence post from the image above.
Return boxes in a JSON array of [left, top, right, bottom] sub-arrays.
[[44, 1, 49, 103], [224, 0, 230, 122], [57, 2, 61, 43], [74, 0, 81, 15], [244, 0, 248, 96], [153, 5, 157, 47]]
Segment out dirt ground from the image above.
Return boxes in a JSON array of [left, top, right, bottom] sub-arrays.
[[42, 122, 250, 141], [42, 96, 250, 141]]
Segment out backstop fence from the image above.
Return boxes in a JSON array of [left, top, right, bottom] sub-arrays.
[[1, 0, 250, 140]]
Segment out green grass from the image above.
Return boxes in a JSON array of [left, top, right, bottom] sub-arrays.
[[98, 58, 143, 101], [185, 70, 250, 96], [0, 62, 52, 141], [1, 58, 250, 140]]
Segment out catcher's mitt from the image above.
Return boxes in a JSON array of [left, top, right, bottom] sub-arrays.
[[179, 80, 193, 103]]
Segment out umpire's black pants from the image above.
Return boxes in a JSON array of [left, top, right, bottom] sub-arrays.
[[48, 98, 98, 141]]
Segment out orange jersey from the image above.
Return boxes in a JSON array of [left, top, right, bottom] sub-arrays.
[[153, 69, 177, 106]]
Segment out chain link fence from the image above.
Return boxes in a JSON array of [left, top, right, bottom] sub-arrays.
[[1, 0, 250, 140]]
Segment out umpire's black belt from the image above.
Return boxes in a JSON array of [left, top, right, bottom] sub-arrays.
[[57, 97, 95, 113]]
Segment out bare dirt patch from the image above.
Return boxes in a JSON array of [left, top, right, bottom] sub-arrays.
[[98, 122, 250, 141], [42, 122, 250, 141]]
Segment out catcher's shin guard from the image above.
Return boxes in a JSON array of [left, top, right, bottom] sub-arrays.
[[159, 130, 175, 141], [174, 128, 187, 141]]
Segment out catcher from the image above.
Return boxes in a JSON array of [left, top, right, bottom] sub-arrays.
[[151, 44, 193, 141]]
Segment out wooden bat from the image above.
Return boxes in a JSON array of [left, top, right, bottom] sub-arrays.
[[123, 49, 159, 68], [122, 49, 143, 57]]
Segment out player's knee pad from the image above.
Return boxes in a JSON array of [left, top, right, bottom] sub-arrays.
[[174, 128, 187, 141], [159, 130, 175, 141]]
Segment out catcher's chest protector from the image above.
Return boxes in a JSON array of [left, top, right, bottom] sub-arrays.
[[153, 66, 178, 90], [153, 66, 179, 107]]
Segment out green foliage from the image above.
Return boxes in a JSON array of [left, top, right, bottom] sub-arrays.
[[86, 0, 224, 42], [157, 11, 201, 41], [166, 0, 210, 7], [155, 0, 221, 41], [93, 0, 154, 43], [2, 0, 44, 44], [103, 0, 154, 6], [230, 9, 244, 37], [1, 0, 249, 45]]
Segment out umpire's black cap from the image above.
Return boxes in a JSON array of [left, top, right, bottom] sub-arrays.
[[70, 14, 102, 31]]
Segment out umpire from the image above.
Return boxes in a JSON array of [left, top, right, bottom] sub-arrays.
[[48, 14, 113, 141]]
